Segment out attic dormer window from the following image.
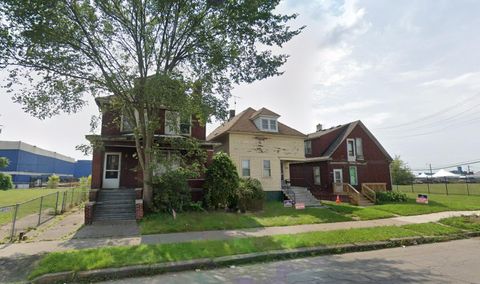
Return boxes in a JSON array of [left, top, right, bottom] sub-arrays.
[[259, 118, 278, 132]]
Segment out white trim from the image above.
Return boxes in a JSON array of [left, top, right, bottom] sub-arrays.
[[103, 152, 121, 188], [346, 138, 356, 161], [0, 141, 75, 163]]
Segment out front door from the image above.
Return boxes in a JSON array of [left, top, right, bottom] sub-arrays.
[[333, 169, 343, 193], [103, 153, 121, 188]]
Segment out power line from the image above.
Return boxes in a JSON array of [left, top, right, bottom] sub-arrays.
[[412, 159, 480, 171], [375, 93, 480, 130]]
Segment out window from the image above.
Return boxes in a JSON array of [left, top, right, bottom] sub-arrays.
[[263, 160, 271, 177], [180, 116, 191, 136], [120, 114, 134, 132], [262, 119, 269, 130], [313, 166, 321, 185], [165, 111, 191, 135], [349, 166, 358, 186], [259, 117, 278, 132], [347, 139, 356, 161], [304, 140, 312, 155], [242, 160, 250, 177], [355, 138, 364, 160], [269, 119, 277, 131]]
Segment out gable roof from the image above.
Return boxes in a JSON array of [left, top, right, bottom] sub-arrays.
[[306, 120, 392, 161], [207, 107, 305, 141]]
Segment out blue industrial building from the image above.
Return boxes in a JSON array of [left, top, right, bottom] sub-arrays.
[[0, 141, 92, 188]]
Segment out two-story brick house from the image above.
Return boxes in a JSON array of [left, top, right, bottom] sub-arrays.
[[87, 96, 215, 194], [289, 120, 392, 202]]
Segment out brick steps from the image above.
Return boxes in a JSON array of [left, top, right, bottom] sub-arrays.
[[93, 189, 136, 221]]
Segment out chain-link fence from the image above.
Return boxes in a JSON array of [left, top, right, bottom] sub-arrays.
[[393, 182, 480, 196], [0, 188, 88, 243]]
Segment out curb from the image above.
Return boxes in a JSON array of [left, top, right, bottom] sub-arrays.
[[31, 232, 479, 283]]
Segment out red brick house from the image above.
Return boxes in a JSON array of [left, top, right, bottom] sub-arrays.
[[84, 97, 215, 222], [289, 120, 392, 203]]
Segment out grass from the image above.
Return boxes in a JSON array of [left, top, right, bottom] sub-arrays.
[[322, 201, 396, 220], [439, 215, 480, 231], [395, 183, 480, 196], [29, 222, 464, 279], [0, 188, 86, 227], [141, 202, 351, 234], [373, 193, 480, 216]]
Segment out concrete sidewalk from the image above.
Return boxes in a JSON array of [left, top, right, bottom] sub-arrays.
[[1, 210, 478, 259]]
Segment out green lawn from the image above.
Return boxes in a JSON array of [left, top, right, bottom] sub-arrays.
[[322, 201, 396, 220], [395, 183, 480, 196], [140, 202, 352, 234], [439, 215, 480, 231], [29, 222, 465, 279], [372, 193, 480, 216], [0, 188, 85, 227]]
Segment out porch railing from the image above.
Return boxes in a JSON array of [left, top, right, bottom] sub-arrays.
[[362, 183, 387, 192], [362, 184, 376, 203], [343, 183, 360, 205]]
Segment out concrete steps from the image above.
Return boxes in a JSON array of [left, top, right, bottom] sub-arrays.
[[93, 189, 136, 221], [283, 186, 322, 207]]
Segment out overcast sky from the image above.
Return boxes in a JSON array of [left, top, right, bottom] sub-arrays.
[[1, 0, 479, 172]]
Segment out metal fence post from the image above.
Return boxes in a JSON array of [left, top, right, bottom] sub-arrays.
[[10, 204, 19, 241], [55, 191, 60, 214], [411, 183, 414, 193], [38, 196, 44, 226], [444, 178, 449, 195], [70, 188, 75, 207], [466, 179, 470, 196], [62, 191, 67, 213]]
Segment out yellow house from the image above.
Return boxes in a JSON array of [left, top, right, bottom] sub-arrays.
[[207, 107, 306, 200]]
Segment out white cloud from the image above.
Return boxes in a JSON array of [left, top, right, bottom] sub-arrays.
[[421, 72, 480, 89]]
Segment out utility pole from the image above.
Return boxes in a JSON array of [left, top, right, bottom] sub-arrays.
[[466, 165, 470, 195]]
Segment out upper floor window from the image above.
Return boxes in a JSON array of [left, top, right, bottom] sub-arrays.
[[347, 139, 356, 161], [260, 118, 278, 132], [165, 111, 191, 136], [355, 138, 364, 160], [120, 114, 134, 132], [347, 138, 364, 161], [304, 140, 312, 155]]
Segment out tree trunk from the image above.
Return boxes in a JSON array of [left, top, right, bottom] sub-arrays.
[[142, 166, 153, 210]]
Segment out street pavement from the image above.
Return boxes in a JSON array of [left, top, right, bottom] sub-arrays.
[[102, 238, 480, 284]]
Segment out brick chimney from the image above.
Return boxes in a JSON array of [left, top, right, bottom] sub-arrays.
[[229, 109, 236, 121]]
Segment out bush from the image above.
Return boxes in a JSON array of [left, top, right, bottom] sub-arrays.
[[204, 152, 239, 209], [236, 178, 265, 212], [47, 175, 60, 189], [152, 169, 192, 213], [79, 175, 92, 190], [0, 173, 13, 190], [376, 191, 408, 204]]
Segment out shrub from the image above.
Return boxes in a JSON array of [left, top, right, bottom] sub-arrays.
[[47, 175, 60, 189], [0, 157, 9, 169], [204, 152, 239, 209], [152, 169, 192, 213], [79, 175, 92, 190], [236, 178, 265, 212], [0, 173, 13, 190], [376, 191, 408, 204]]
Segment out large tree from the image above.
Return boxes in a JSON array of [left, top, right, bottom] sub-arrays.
[[391, 156, 415, 185], [0, 0, 303, 208]]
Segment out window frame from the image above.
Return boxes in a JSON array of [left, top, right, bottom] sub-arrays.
[[263, 160, 271, 177], [355, 138, 364, 160], [304, 140, 312, 155], [313, 166, 321, 185], [347, 138, 356, 161], [241, 160, 250, 177]]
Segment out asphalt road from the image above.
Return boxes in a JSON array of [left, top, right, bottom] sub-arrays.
[[103, 238, 480, 284]]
